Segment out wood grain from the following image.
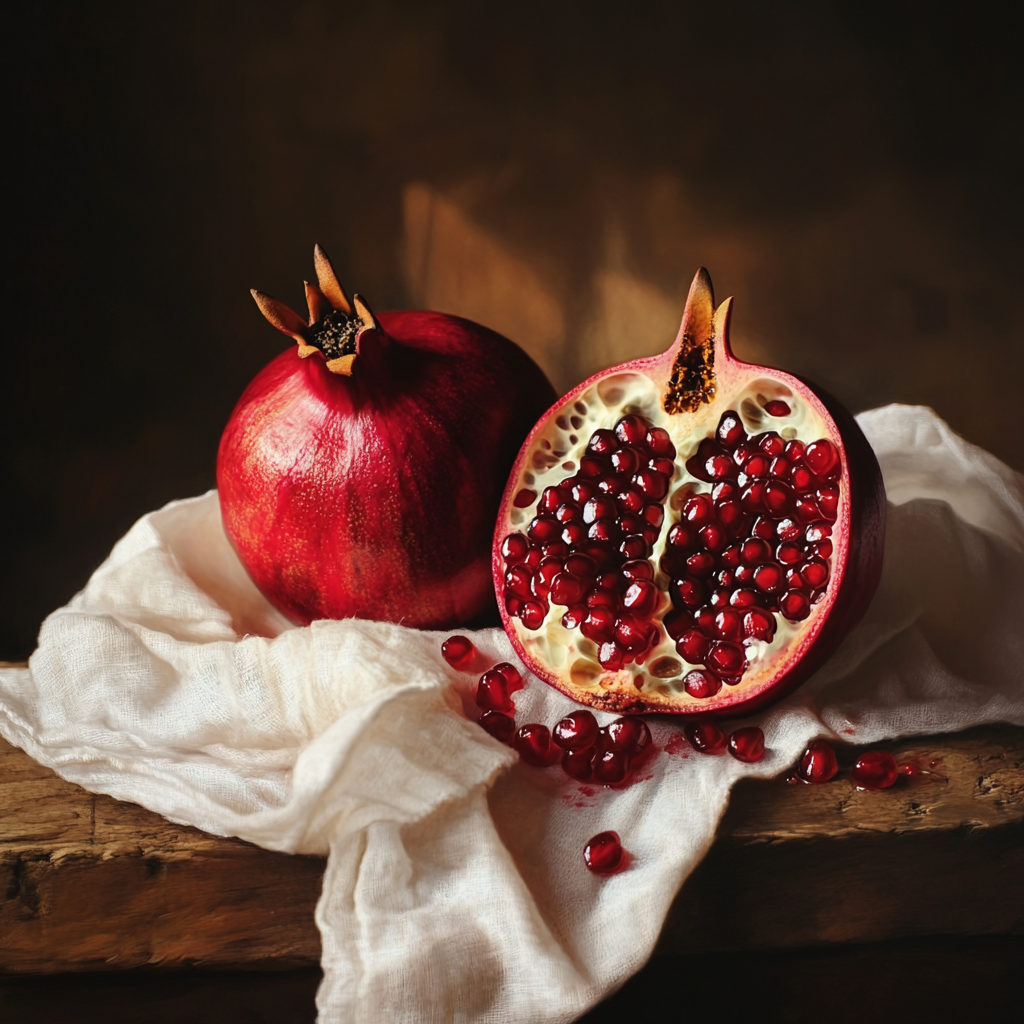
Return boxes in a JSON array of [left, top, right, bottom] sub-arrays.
[[2, 724, 1023, 975]]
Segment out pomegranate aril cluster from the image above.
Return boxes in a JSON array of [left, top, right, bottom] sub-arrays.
[[500, 414, 670, 670], [553, 710, 651, 784], [664, 409, 842, 697]]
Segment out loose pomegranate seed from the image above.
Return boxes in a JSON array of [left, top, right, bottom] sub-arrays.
[[442, 635, 477, 670], [594, 748, 631, 784], [478, 711, 515, 743], [494, 662, 522, 690], [684, 669, 721, 699], [584, 831, 623, 873], [728, 726, 765, 762], [514, 723, 559, 766], [605, 716, 651, 754], [797, 739, 838, 783], [562, 745, 596, 780], [476, 669, 514, 712], [553, 710, 599, 749], [853, 750, 899, 789], [683, 720, 727, 754], [765, 399, 791, 416]]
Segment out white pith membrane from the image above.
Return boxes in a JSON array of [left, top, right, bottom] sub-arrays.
[[498, 369, 848, 713]]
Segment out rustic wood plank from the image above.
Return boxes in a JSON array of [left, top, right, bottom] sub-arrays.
[[2, 721, 1023, 975]]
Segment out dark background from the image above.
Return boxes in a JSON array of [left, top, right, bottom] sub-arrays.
[[3, 1, 1022, 655]]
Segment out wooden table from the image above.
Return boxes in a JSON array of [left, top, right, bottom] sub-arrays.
[[2, 697, 1023, 1020]]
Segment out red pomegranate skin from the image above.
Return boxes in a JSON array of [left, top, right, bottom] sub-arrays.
[[219, 309, 556, 628]]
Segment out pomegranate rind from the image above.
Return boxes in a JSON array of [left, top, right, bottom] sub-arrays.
[[493, 271, 885, 717]]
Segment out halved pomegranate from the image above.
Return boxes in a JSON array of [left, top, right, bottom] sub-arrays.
[[493, 269, 885, 716]]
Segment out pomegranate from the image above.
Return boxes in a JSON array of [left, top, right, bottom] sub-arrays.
[[218, 245, 556, 628], [727, 726, 765, 763], [493, 268, 885, 715]]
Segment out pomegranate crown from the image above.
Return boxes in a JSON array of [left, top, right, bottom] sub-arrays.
[[250, 244, 380, 376]]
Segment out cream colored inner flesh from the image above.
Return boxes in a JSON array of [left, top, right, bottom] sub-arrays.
[[505, 370, 837, 709]]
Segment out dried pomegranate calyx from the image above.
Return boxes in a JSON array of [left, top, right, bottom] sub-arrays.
[[250, 243, 380, 376]]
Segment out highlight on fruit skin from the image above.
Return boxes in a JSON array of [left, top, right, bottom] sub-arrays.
[[218, 244, 557, 630], [493, 268, 886, 717]]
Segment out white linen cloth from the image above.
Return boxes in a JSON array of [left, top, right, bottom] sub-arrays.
[[1, 404, 1022, 1023]]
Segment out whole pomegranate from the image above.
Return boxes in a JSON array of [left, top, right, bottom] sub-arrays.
[[493, 269, 885, 716], [218, 245, 556, 629]]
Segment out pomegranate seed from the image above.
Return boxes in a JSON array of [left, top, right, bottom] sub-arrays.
[[538, 486, 562, 512], [494, 663, 522, 690], [619, 535, 649, 560], [543, 540, 570, 561], [743, 455, 770, 478], [598, 641, 628, 669], [501, 533, 530, 565], [800, 558, 830, 588], [733, 563, 756, 585], [622, 558, 654, 581], [667, 523, 698, 551], [582, 607, 616, 642], [633, 469, 669, 500], [578, 455, 605, 479], [623, 580, 658, 616], [814, 539, 834, 559], [705, 454, 737, 480], [794, 497, 821, 523], [732, 442, 757, 467], [560, 520, 587, 546], [713, 607, 742, 640], [527, 515, 560, 544], [478, 711, 515, 744], [513, 488, 537, 508], [588, 428, 618, 455], [562, 605, 586, 629], [743, 608, 776, 640], [597, 570, 626, 592], [614, 615, 651, 652], [717, 500, 744, 531], [709, 588, 731, 610], [719, 544, 742, 569], [619, 512, 644, 535], [751, 516, 776, 541], [769, 456, 791, 480], [758, 432, 786, 458], [728, 726, 766, 762], [695, 607, 717, 632], [514, 723, 559, 767], [684, 720, 727, 754], [642, 503, 665, 527], [550, 572, 586, 606], [594, 748, 631, 784], [740, 538, 770, 565], [779, 590, 811, 621], [505, 594, 522, 616], [753, 562, 783, 593], [776, 517, 802, 541], [554, 502, 579, 524], [707, 641, 745, 678], [684, 669, 721, 699], [716, 411, 747, 448], [765, 399, 791, 417], [611, 447, 640, 475], [683, 494, 715, 526], [713, 481, 740, 502], [791, 466, 815, 493], [562, 745, 597, 780], [806, 523, 832, 543], [816, 483, 840, 520], [605, 716, 651, 754], [699, 523, 728, 552], [804, 439, 837, 477], [519, 600, 547, 629], [729, 587, 759, 609], [649, 456, 675, 477], [675, 578, 706, 608], [584, 831, 623, 873], [685, 552, 714, 578], [797, 739, 838, 783], [777, 541, 804, 565], [553, 710, 599, 750], [784, 438, 806, 461], [615, 415, 648, 447], [476, 669, 513, 712], [853, 750, 899, 789], [740, 482, 766, 512], [441, 635, 477, 670], [583, 496, 616, 523], [505, 565, 534, 598], [587, 589, 617, 609], [571, 480, 597, 504], [763, 480, 794, 515], [565, 552, 598, 578], [676, 628, 711, 664], [646, 426, 675, 457]]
